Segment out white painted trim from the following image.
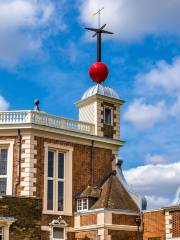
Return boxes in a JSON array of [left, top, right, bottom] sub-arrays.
[[0, 218, 16, 240], [73, 224, 139, 232], [0, 140, 14, 196], [43, 143, 73, 216], [75, 208, 139, 216], [0, 126, 124, 150], [41, 226, 51, 231]]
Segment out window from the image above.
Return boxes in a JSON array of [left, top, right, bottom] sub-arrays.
[[47, 151, 64, 212], [77, 198, 88, 212], [0, 227, 3, 240], [0, 148, 8, 196], [53, 227, 64, 240], [104, 107, 113, 125], [44, 143, 73, 215]]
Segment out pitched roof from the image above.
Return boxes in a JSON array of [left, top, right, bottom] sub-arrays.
[[77, 185, 101, 199], [91, 172, 139, 211]]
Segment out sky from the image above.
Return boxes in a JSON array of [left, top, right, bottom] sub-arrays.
[[0, 0, 180, 210]]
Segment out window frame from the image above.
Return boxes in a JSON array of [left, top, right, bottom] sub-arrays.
[[77, 198, 88, 212], [43, 143, 73, 215], [52, 227, 65, 240], [0, 140, 14, 196], [47, 150, 65, 212], [104, 106, 113, 126]]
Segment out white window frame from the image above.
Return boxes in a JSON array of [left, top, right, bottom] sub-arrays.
[[0, 140, 14, 196], [52, 227, 65, 240], [43, 143, 73, 215], [104, 106, 113, 126], [77, 198, 88, 212]]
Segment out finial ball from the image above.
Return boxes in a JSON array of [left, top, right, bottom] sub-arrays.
[[34, 99, 40, 106], [89, 62, 109, 84]]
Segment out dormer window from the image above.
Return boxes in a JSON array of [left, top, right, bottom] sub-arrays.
[[77, 198, 88, 212], [104, 106, 113, 125]]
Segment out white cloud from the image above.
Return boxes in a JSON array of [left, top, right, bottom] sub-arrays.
[[136, 58, 180, 95], [124, 162, 180, 209], [145, 195, 171, 210], [79, 0, 180, 41], [123, 98, 167, 129], [145, 154, 168, 164], [0, 96, 9, 110], [171, 96, 180, 117], [0, 0, 64, 66]]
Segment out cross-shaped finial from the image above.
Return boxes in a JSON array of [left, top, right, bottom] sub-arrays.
[[85, 7, 114, 62], [85, 24, 114, 62]]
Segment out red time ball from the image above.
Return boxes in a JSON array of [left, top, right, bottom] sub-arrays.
[[89, 62, 109, 84]]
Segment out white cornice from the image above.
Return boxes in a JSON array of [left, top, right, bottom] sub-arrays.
[[0, 124, 124, 149]]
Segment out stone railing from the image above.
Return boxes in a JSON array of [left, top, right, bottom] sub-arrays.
[[0, 111, 95, 135]]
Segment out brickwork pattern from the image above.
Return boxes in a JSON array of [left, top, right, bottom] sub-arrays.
[[80, 214, 97, 226], [172, 210, 180, 238], [143, 211, 165, 240], [100, 102, 120, 139], [35, 136, 113, 228], [75, 230, 97, 240], [112, 214, 137, 226], [108, 230, 141, 240]]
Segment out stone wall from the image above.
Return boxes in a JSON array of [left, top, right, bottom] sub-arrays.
[[0, 196, 42, 240]]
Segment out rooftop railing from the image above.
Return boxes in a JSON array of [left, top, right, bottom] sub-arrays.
[[0, 111, 95, 135]]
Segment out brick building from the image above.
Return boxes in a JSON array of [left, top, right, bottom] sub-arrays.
[[143, 205, 180, 240], [0, 24, 179, 240], [0, 78, 147, 240]]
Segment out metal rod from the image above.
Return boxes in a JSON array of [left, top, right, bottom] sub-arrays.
[[97, 33, 102, 62]]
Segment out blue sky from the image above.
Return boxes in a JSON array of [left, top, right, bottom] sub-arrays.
[[0, 0, 180, 209]]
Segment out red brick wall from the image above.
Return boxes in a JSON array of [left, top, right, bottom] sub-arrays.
[[109, 230, 140, 240], [112, 214, 137, 225], [172, 210, 180, 238], [75, 231, 97, 240], [143, 210, 165, 240], [35, 136, 113, 228], [80, 214, 97, 226], [35, 136, 113, 197]]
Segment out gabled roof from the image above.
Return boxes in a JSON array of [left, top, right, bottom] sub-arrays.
[[91, 171, 139, 211], [116, 160, 147, 210], [76, 185, 101, 199]]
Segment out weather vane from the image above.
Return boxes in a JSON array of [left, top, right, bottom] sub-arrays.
[[85, 7, 114, 62], [85, 7, 114, 85], [93, 7, 105, 28]]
